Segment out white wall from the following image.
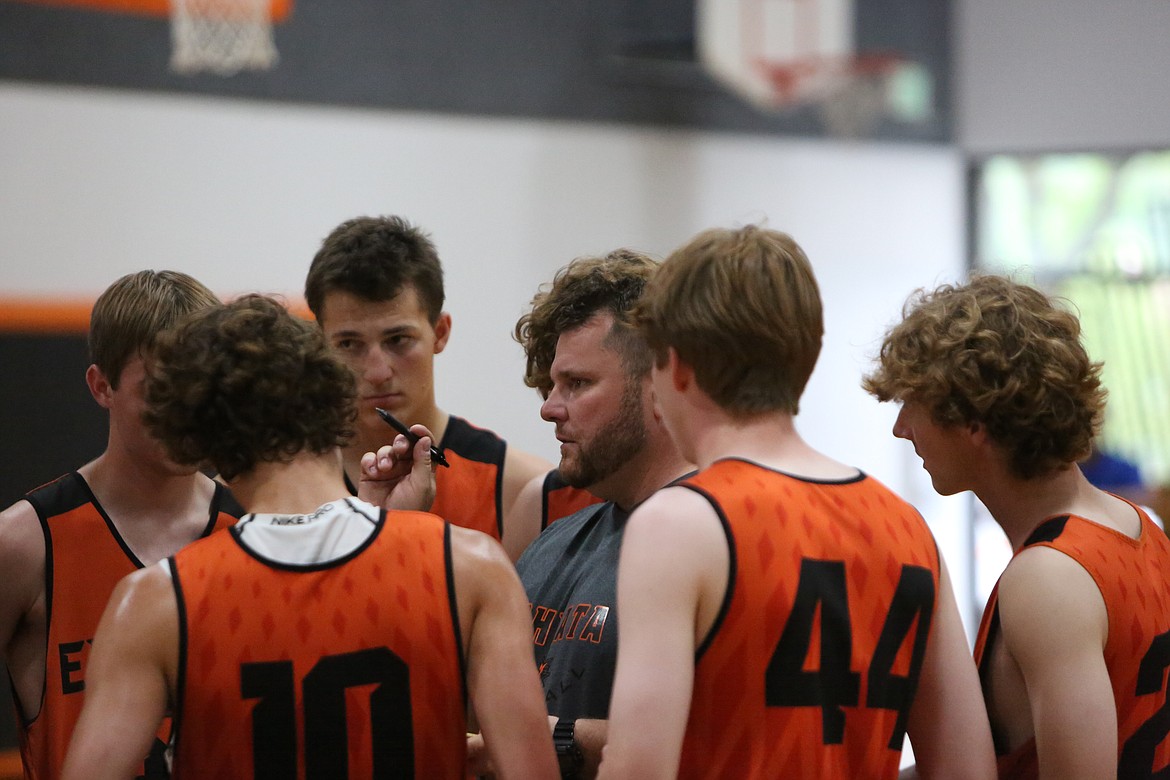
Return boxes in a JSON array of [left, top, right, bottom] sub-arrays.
[[956, 0, 1170, 153], [0, 79, 973, 625]]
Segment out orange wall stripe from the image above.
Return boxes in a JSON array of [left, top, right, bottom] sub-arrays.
[[0, 297, 313, 333], [0, 299, 94, 333], [10, 0, 292, 23], [0, 749, 24, 780]]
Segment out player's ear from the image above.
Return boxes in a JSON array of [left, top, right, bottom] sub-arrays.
[[668, 348, 692, 393], [86, 364, 115, 409], [432, 312, 452, 354]]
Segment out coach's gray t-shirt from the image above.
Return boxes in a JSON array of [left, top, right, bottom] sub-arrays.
[[516, 501, 627, 720]]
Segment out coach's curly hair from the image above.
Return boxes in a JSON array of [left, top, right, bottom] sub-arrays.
[[514, 249, 658, 396], [144, 294, 356, 481], [863, 275, 1105, 480]]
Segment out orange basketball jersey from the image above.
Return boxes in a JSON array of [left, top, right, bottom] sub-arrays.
[[676, 459, 940, 780], [430, 416, 506, 540], [539, 469, 601, 530], [974, 510, 1170, 779], [18, 471, 239, 780], [170, 508, 467, 779]]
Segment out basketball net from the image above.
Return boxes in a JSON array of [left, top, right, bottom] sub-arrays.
[[170, 0, 279, 76]]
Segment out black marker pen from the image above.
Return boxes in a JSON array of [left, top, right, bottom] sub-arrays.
[[375, 407, 450, 468]]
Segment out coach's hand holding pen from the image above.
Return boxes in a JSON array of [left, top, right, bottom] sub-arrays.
[[357, 410, 443, 512]]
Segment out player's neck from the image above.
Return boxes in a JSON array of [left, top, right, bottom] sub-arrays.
[[601, 430, 694, 512], [81, 449, 212, 517], [691, 410, 855, 480], [79, 451, 218, 566], [979, 465, 1114, 550], [229, 450, 352, 516]]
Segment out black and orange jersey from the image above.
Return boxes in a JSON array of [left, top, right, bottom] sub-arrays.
[[974, 510, 1170, 779], [539, 469, 601, 531], [676, 458, 940, 780], [170, 506, 467, 779], [18, 471, 239, 780], [430, 415, 507, 540]]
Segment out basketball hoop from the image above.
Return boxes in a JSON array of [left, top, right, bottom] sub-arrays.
[[697, 0, 908, 137], [169, 0, 279, 76], [761, 53, 901, 137]]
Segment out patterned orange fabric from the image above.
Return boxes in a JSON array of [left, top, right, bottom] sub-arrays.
[[430, 416, 506, 540], [170, 511, 467, 779], [19, 472, 238, 780], [676, 459, 940, 779], [973, 510, 1170, 779], [540, 470, 601, 530]]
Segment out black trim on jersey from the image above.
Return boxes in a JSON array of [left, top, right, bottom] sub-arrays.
[[211, 482, 245, 526], [33, 471, 234, 573], [677, 483, 738, 662], [1022, 515, 1071, 547], [170, 556, 189, 766], [443, 523, 469, 712], [343, 471, 358, 497], [24, 471, 92, 518], [975, 598, 1013, 756], [227, 500, 387, 572], [25, 473, 90, 676], [22, 472, 101, 728], [714, 456, 867, 485], [538, 467, 575, 533], [24, 472, 124, 729], [84, 477, 149, 568], [541, 469, 565, 532], [440, 416, 508, 538]]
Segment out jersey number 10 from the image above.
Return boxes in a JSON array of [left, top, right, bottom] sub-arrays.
[[242, 646, 413, 779]]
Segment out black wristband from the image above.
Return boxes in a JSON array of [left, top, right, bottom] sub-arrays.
[[552, 718, 584, 780]]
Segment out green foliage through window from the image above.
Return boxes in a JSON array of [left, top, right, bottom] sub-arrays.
[[977, 151, 1170, 485]]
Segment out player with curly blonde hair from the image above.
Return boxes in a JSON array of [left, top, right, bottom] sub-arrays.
[[866, 275, 1170, 779], [864, 275, 1105, 481]]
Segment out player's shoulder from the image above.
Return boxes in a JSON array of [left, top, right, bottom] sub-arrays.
[[639, 482, 718, 514], [449, 525, 520, 603], [0, 497, 46, 571], [503, 444, 552, 486], [99, 562, 181, 655], [626, 485, 724, 549], [998, 542, 1106, 643], [449, 524, 512, 569], [122, 560, 176, 601], [20, 471, 91, 518]]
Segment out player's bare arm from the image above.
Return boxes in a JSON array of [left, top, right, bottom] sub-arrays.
[[499, 446, 552, 555], [61, 563, 177, 780], [502, 471, 544, 562], [598, 488, 728, 780], [996, 546, 1115, 780], [902, 557, 996, 780], [0, 500, 48, 720], [452, 526, 558, 780]]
